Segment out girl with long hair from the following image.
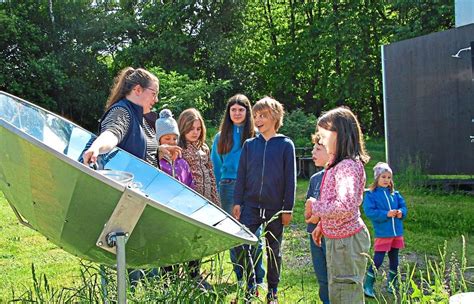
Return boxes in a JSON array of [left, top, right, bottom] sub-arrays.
[[177, 108, 220, 289], [309, 107, 371, 303], [210, 94, 266, 288]]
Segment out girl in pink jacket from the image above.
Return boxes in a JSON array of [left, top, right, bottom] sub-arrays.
[[156, 109, 195, 189], [308, 107, 371, 303]]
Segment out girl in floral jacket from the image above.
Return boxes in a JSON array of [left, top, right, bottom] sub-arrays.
[[176, 108, 220, 290], [308, 107, 371, 303], [178, 108, 220, 206]]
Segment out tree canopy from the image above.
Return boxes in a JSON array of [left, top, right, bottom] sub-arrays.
[[0, 0, 453, 135]]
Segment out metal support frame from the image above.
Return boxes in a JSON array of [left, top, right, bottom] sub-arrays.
[[97, 186, 149, 304], [7, 201, 34, 230], [106, 232, 128, 304], [96, 186, 147, 254]]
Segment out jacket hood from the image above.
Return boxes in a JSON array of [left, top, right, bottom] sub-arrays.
[[255, 133, 289, 141], [374, 186, 393, 194]]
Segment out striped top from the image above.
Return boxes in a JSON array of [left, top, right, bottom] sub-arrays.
[[100, 107, 158, 167]]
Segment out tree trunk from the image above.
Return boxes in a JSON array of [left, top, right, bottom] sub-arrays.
[[332, 2, 344, 106], [262, 0, 278, 51]]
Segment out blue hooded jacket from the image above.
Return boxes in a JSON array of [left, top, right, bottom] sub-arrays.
[[363, 187, 407, 238], [234, 134, 296, 211], [211, 124, 244, 186]]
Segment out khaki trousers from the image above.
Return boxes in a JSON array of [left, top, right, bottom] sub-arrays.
[[325, 227, 371, 304]]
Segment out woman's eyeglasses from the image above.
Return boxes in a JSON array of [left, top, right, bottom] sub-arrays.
[[145, 87, 158, 98]]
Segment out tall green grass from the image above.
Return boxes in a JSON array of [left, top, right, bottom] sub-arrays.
[[9, 237, 473, 303], [371, 236, 472, 303]]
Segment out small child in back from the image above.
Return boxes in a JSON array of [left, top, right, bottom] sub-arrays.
[[363, 162, 407, 297], [304, 134, 330, 304], [155, 109, 195, 189], [155, 108, 196, 279], [129, 109, 194, 286]]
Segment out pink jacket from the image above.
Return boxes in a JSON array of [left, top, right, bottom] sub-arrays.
[[159, 157, 195, 189], [312, 158, 366, 239]]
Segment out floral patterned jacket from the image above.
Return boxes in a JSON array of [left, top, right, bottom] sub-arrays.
[[181, 141, 221, 207], [312, 158, 366, 239]]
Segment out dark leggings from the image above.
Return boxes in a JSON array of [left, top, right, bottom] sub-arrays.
[[368, 248, 399, 274], [234, 207, 284, 290]]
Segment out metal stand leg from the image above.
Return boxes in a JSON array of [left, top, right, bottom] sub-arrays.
[[107, 232, 128, 304]]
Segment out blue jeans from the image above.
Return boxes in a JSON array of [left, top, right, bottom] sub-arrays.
[[309, 235, 330, 304], [220, 179, 265, 283]]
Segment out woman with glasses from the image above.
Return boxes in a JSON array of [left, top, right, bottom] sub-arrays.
[[82, 67, 170, 167], [81, 67, 165, 286]]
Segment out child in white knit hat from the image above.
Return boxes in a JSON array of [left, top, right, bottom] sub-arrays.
[[362, 162, 408, 297], [155, 109, 195, 189], [155, 109, 198, 279]]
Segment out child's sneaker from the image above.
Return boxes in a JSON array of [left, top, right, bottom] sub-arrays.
[[266, 290, 278, 304], [244, 286, 259, 303]]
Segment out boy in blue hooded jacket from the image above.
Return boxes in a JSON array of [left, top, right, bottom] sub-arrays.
[[233, 96, 296, 303]]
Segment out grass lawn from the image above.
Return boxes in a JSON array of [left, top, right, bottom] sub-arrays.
[[0, 138, 473, 302], [0, 191, 81, 299]]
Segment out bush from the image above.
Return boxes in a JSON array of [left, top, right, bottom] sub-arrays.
[[148, 67, 232, 119], [279, 109, 317, 147]]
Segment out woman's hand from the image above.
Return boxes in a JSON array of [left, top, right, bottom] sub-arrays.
[[82, 131, 119, 166], [311, 223, 323, 247], [232, 205, 241, 221], [82, 147, 99, 165]]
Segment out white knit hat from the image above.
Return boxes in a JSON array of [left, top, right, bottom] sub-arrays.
[[373, 162, 393, 180], [155, 109, 179, 142]]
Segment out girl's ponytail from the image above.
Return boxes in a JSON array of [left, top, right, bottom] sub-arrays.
[[106, 67, 135, 110], [105, 67, 159, 110]]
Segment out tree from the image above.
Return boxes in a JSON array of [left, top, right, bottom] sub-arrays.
[[0, 1, 112, 130], [0, 1, 454, 135]]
